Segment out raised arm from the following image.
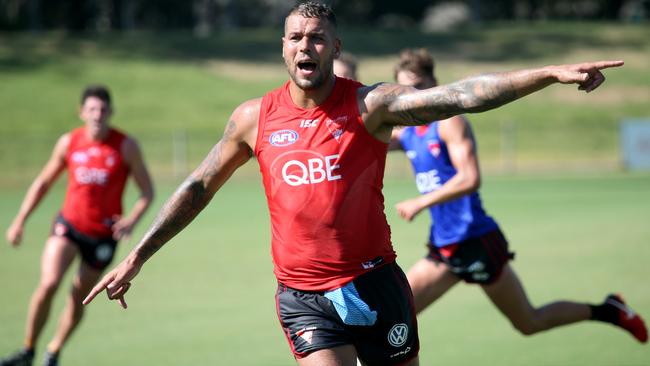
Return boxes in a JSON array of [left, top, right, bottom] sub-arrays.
[[364, 60, 623, 132], [395, 116, 480, 221], [83, 99, 260, 308], [6, 134, 68, 246], [111, 137, 155, 241]]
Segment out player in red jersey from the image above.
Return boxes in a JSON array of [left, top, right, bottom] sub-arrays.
[[2, 85, 154, 366], [84, 2, 624, 365]]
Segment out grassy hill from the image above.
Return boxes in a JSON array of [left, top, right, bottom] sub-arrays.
[[1, 22, 649, 186]]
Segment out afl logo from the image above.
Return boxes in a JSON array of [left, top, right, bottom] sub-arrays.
[[387, 323, 409, 347], [270, 129, 298, 147]]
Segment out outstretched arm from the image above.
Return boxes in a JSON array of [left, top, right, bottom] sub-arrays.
[[83, 100, 259, 308], [395, 116, 479, 221], [366, 60, 623, 129], [111, 138, 155, 241], [6, 134, 68, 246]]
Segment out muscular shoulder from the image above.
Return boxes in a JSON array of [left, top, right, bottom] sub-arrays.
[[55, 133, 72, 156], [438, 115, 473, 143], [225, 97, 262, 150], [232, 98, 261, 129], [359, 82, 418, 131], [120, 136, 142, 160]]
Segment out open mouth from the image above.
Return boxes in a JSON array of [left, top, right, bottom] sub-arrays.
[[297, 60, 317, 73]]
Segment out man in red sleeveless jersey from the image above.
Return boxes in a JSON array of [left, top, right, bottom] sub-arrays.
[[3, 85, 154, 366], [84, 2, 623, 365]]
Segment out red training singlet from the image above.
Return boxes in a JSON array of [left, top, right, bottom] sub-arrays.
[[255, 77, 396, 291], [61, 127, 129, 238]]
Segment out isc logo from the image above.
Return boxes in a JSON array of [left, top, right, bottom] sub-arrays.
[[270, 129, 299, 146], [282, 154, 341, 186], [300, 119, 318, 128]]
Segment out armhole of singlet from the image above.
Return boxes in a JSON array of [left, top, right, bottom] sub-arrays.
[[253, 95, 270, 157]]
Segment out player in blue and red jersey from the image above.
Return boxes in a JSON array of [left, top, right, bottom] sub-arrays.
[[84, 2, 626, 365], [2, 85, 154, 366], [390, 48, 647, 344]]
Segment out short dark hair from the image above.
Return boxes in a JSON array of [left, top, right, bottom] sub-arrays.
[[80, 85, 111, 107], [287, 1, 337, 28], [393, 48, 435, 82]]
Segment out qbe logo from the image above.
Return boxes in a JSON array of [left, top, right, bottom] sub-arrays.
[[415, 169, 441, 194], [387, 323, 408, 347], [281, 153, 341, 186], [75, 167, 109, 186], [270, 129, 299, 147]]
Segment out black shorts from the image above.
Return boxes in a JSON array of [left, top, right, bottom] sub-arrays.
[[427, 229, 514, 284], [51, 214, 117, 270], [276, 262, 419, 365]]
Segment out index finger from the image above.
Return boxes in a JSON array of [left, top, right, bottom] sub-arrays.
[[83, 276, 113, 305], [586, 60, 624, 70]]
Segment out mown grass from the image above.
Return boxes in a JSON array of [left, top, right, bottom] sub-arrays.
[[1, 173, 649, 365], [1, 21, 649, 186]]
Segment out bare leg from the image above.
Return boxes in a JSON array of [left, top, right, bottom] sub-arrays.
[[482, 264, 590, 335], [46, 261, 103, 353], [406, 258, 460, 314], [296, 345, 358, 366], [24, 236, 78, 349], [297, 345, 418, 366]]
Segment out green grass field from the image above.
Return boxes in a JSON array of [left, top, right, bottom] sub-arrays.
[[1, 173, 649, 365], [1, 21, 650, 365]]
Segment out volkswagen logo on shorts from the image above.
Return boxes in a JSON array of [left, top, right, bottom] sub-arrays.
[[270, 129, 299, 147], [387, 323, 408, 347], [95, 244, 114, 262]]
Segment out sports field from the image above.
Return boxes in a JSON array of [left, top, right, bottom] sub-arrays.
[[1, 21, 649, 365], [0, 174, 649, 365]]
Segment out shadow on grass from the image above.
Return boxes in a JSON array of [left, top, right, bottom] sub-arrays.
[[0, 21, 647, 72]]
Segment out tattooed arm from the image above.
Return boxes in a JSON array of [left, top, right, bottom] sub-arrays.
[[83, 99, 261, 309], [362, 60, 623, 136]]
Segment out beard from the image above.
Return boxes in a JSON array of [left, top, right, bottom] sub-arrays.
[[288, 67, 325, 90], [285, 55, 336, 91]]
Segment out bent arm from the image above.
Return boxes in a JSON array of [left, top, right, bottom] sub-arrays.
[[83, 99, 260, 308], [112, 138, 155, 240], [371, 60, 623, 128], [6, 134, 68, 245], [395, 116, 480, 221], [130, 119, 252, 265]]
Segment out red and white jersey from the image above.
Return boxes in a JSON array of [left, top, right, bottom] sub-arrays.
[[61, 127, 129, 238], [255, 77, 396, 291]]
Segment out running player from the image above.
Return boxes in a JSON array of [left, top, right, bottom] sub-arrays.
[[389, 48, 647, 344], [2, 85, 154, 366], [83, 2, 624, 365]]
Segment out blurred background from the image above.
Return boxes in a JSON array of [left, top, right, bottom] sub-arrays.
[[1, 1, 649, 365]]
